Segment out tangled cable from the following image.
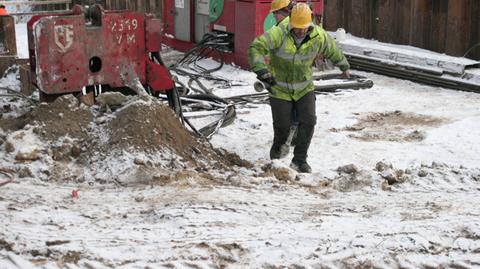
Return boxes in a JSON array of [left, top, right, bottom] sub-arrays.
[[164, 32, 238, 138], [170, 32, 235, 94], [175, 31, 232, 71]]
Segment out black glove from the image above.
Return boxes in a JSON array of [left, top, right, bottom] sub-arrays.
[[256, 69, 276, 86]]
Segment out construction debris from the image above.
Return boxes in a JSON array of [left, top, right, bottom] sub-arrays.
[[336, 33, 480, 92]]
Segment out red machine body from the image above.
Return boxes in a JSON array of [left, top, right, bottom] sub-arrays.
[[27, 5, 174, 99], [162, 0, 324, 69]]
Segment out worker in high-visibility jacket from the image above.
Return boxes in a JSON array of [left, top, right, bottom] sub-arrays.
[[0, 5, 8, 16], [248, 3, 350, 173], [270, 0, 291, 27]]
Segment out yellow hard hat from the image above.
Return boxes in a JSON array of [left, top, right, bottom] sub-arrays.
[[270, 0, 290, 13], [290, 3, 312, 29]]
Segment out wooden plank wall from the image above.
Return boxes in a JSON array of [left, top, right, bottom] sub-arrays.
[[72, 0, 162, 17], [323, 0, 480, 60]]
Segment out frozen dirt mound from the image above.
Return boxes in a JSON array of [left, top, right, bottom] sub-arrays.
[[0, 93, 252, 184], [23, 95, 93, 141]]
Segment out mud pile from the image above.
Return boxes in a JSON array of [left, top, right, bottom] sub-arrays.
[[331, 110, 446, 142], [0, 93, 251, 184]]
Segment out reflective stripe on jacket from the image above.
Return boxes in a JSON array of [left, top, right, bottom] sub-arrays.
[[248, 24, 350, 101]]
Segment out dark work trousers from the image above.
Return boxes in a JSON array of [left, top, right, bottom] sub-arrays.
[[269, 91, 317, 163]]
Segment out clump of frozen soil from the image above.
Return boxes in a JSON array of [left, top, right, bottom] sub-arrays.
[[330, 163, 378, 192], [0, 93, 252, 184], [307, 161, 480, 192]]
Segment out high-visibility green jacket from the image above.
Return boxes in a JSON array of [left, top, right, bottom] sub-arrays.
[[277, 16, 289, 29], [248, 23, 350, 101]]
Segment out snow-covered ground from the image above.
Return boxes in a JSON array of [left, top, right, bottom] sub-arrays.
[[1, 23, 480, 268]]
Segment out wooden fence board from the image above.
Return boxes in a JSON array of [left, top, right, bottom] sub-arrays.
[[429, 0, 448, 53], [410, 0, 432, 49], [397, 0, 413, 45], [445, 0, 470, 56], [323, 0, 343, 30], [468, 0, 480, 59], [137, 0, 144, 13], [347, 0, 374, 39], [374, 0, 395, 43]]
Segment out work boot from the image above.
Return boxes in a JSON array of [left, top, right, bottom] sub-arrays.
[[290, 160, 312, 173], [270, 145, 282, 159]]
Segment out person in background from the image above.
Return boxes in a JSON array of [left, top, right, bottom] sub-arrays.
[[270, 0, 292, 27], [248, 3, 350, 173], [0, 5, 8, 16]]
